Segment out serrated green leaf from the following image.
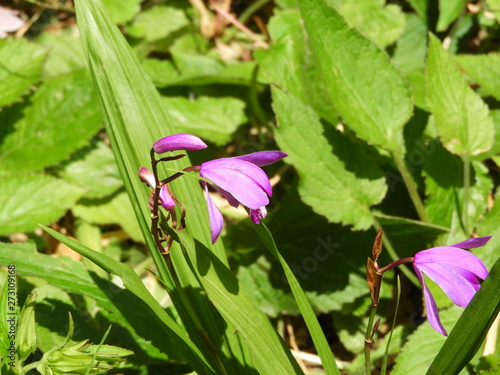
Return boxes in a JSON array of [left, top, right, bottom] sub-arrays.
[[336, 0, 406, 48], [255, 9, 336, 124], [0, 70, 102, 172], [300, 0, 412, 151], [423, 142, 492, 243], [128, 5, 189, 42], [0, 38, 46, 107], [392, 14, 428, 75], [101, 0, 141, 24], [161, 96, 247, 145], [455, 54, 500, 101], [426, 34, 494, 156], [437, 0, 466, 31], [61, 142, 122, 199], [272, 88, 386, 230], [73, 191, 143, 242], [37, 27, 86, 77], [0, 174, 84, 235]]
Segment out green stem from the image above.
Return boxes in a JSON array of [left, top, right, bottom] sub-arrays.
[[463, 153, 471, 236], [392, 151, 431, 223], [238, 0, 272, 24], [380, 275, 401, 375], [364, 305, 378, 375]]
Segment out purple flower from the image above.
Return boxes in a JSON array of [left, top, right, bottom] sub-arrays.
[[199, 151, 287, 243], [153, 134, 207, 154], [138, 167, 175, 211], [413, 236, 491, 335]]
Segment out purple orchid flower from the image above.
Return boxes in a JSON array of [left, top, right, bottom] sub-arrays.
[[138, 167, 175, 211], [199, 151, 287, 243], [413, 236, 491, 335], [153, 134, 207, 154]]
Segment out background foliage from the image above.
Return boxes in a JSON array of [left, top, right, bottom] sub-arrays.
[[0, 0, 499, 373]]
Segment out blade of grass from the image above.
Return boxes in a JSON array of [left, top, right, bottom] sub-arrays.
[[253, 223, 341, 375], [41, 225, 215, 374]]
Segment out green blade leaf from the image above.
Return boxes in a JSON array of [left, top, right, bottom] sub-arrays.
[[0, 70, 102, 172], [299, 0, 412, 151], [272, 87, 386, 230], [253, 223, 341, 375], [0, 38, 46, 107], [0, 174, 84, 235], [40, 225, 215, 374], [426, 34, 494, 156], [426, 257, 500, 374], [173, 229, 303, 375]]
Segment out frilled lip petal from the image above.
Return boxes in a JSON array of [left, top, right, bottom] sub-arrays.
[[451, 236, 492, 249], [153, 134, 207, 154], [203, 182, 224, 243], [232, 151, 288, 166], [413, 265, 448, 336], [200, 159, 271, 209]]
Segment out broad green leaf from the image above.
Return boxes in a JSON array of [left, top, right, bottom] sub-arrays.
[[60, 141, 122, 199], [0, 70, 102, 172], [37, 27, 86, 77], [299, 0, 412, 151], [455, 54, 500, 101], [392, 306, 464, 375], [0, 242, 178, 365], [173, 229, 303, 375], [0, 38, 46, 107], [73, 191, 143, 242], [336, 0, 406, 48], [427, 257, 500, 374], [255, 9, 336, 124], [39, 227, 214, 373], [426, 34, 494, 156], [102, 0, 141, 24], [272, 88, 386, 230], [437, 0, 466, 31], [128, 5, 190, 42], [145, 58, 255, 87], [171, 52, 224, 76], [161, 96, 247, 145], [0, 174, 84, 235], [423, 142, 492, 243], [392, 15, 427, 75]]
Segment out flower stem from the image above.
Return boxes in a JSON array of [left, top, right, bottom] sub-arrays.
[[392, 151, 431, 223], [463, 153, 471, 236], [376, 257, 415, 275], [373, 218, 419, 286], [364, 305, 378, 375]]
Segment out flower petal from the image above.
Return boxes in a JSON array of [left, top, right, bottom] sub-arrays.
[[200, 159, 271, 209], [250, 207, 267, 224], [203, 182, 224, 243], [415, 262, 481, 307], [159, 185, 175, 210], [415, 247, 488, 280], [413, 264, 448, 336], [451, 236, 492, 249], [138, 167, 156, 189], [153, 134, 207, 153], [233, 151, 287, 166], [0, 7, 25, 37]]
